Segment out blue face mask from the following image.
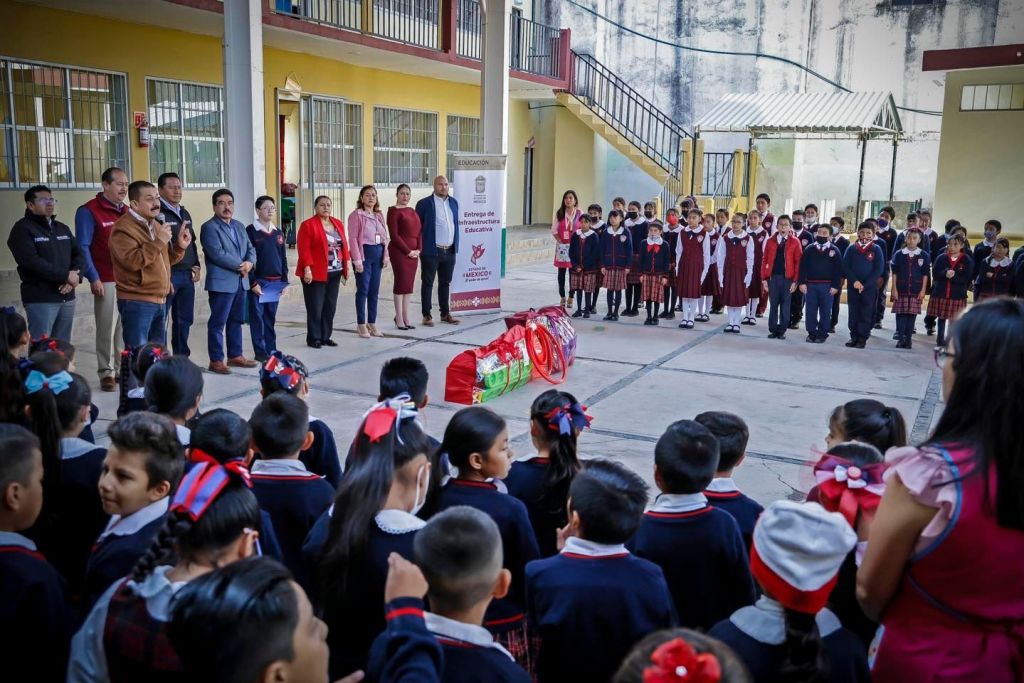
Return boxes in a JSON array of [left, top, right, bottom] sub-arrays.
[[877, 218, 889, 229], [984, 230, 997, 241]]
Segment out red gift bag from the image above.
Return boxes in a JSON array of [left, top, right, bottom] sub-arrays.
[[444, 325, 532, 405]]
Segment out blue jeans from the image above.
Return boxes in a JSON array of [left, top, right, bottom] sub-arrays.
[[118, 299, 166, 349], [248, 289, 279, 359], [804, 283, 833, 338], [767, 275, 793, 335], [166, 269, 195, 356], [355, 244, 385, 324], [25, 300, 75, 342], [208, 287, 246, 362]]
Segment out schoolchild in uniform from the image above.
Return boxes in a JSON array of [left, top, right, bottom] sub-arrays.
[[369, 507, 529, 683], [709, 501, 868, 683], [315, 398, 433, 679], [504, 390, 589, 557], [842, 222, 885, 349], [926, 233, 974, 347], [588, 204, 606, 306], [568, 214, 601, 319], [975, 237, 1013, 300], [250, 394, 334, 575], [760, 215, 801, 340], [0, 424, 71, 683], [629, 420, 756, 630], [715, 207, 731, 234], [788, 209, 812, 329], [874, 207, 899, 329], [745, 209, 769, 325], [675, 209, 711, 328], [259, 351, 341, 488], [600, 210, 632, 321], [825, 398, 907, 455], [143, 355, 204, 447], [829, 216, 850, 333], [83, 412, 184, 608], [697, 212, 720, 321], [695, 411, 764, 550], [525, 459, 676, 683], [972, 219, 1003, 296], [246, 195, 289, 362], [640, 221, 672, 326], [892, 212, 923, 256], [27, 336, 101, 443], [754, 193, 775, 234], [70, 426, 259, 683], [118, 342, 168, 417], [889, 227, 931, 349], [622, 200, 648, 317], [798, 224, 844, 344], [717, 214, 755, 334], [660, 208, 683, 319], [710, 209, 731, 313], [425, 406, 540, 670]]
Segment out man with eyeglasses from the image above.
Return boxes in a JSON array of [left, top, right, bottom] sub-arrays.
[[75, 166, 128, 391], [7, 185, 85, 342]]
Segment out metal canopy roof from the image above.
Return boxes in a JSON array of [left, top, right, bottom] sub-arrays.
[[695, 91, 903, 139]]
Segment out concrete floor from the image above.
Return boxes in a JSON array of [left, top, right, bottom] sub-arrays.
[[65, 260, 943, 506]]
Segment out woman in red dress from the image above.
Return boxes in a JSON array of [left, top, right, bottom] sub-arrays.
[[386, 183, 422, 330]]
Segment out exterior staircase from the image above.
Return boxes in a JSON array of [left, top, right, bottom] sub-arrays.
[[556, 51, 691, 205]]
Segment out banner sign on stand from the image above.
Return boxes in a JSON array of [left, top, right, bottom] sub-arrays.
[[450, 154, 506, 313]]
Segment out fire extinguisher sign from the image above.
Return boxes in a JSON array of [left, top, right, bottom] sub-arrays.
[[133, 112, 147, 128], [134, 112, 150, 148]]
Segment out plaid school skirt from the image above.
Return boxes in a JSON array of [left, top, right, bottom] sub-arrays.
[[493, 620, 534, 676], [569, 269, 598, 294], [627, 255, 643, 285], [926, 296, 967, 320], [640, 273, 666, 303], [603, 266, 627, 291], [892, 295, 922, 315]]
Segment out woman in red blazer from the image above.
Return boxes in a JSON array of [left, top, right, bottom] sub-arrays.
[[296, 195, 350, 348]]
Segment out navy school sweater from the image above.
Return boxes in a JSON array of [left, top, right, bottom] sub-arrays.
[[627, 219, 649, 256], [302, 418, 342, 489], [503, 457, 568, 558], [842, 241, 885, 286], [83, 499, 168, 609], [628, 498, 757, 630], [640, 239, 671, 274], [0, 533, 72, 683], [79, 403, 100, 443], [929, 252, 974, 301], [798, 243, 844, 289], [972, 241, 996, 278], [434, 480, 540, 633], [704, 482, 764, 551], [525, 542, 677, 683], [875, 226, 898, 260], [365, 598, 454, 683], [890, 248, 931, 296], [710, 603, 869, 683], [246, 224, 289, 283], [569, 230, 602, 271], [250, 459, 335, 575], [894, 229, 935, 258], [600, 227, 633, 269], [975, 256, 1014, 297], [55, 438, 108, 593]]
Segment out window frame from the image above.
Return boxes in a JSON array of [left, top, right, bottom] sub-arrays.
[[372, 105, 438, 187], [344, 101, 363, 187], [145, 76, 226, 188], [446, 113, 482, 178], [1, 56, 129, 189], [959, 83, 1024, 112]]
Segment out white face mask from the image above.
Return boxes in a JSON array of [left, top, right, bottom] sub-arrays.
[[410, 463, 429, 516]]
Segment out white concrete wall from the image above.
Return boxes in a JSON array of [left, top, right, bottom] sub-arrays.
[[539, 0, 1024, 209]]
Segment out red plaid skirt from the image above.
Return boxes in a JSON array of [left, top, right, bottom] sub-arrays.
[[892, 295, 922, 315], [627, 255, 643, 284], [594, 268, 604, 291], [603, 267, 627, 291], [641, 273, 666, 303], [494, 620, 533, 676], [926, 296, 967, 319], [569, 269, 598, 293]]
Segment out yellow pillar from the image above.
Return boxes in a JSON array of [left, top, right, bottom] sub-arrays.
[[692, 137, 705, 198], [747, 149, 759, 207], [361, 0, 373, 34], [680, 138, 693, 200], [731, 148, 744, 201]]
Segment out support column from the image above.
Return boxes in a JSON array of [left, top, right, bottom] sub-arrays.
[[480, 0, 510, 155], [855, 135, 868, 221], [223, 0, 266, 214], [888, 137, 899, 203]]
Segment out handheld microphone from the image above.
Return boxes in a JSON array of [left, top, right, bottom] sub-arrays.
[[156, 212, 166, 224]]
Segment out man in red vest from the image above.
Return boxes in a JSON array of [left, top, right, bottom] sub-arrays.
[[75, 167, 128, 391]]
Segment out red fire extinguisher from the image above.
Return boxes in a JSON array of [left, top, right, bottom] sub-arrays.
[[135, 112, 150, 148]]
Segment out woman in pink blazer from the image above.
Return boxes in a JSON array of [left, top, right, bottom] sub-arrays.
[[347, 185, 390, 338]]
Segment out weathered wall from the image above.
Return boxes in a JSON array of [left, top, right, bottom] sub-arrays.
[[540, 0, 1023, 209]]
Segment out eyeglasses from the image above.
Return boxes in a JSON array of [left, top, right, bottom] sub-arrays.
[[933, 347, 955, 368], [35, 198, 57, 205]]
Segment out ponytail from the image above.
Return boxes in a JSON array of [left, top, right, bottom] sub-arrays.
[[530, 390, 587, 516], [117, 348, 134, 417], [832, 399, 907, 454], [424, 406, 507, 517], [779, 608, 829, 683]]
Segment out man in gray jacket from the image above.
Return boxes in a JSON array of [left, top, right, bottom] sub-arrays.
[[200, 188, 258, 374]]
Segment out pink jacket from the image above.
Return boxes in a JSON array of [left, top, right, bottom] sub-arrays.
[[346, 209, 390, 267]]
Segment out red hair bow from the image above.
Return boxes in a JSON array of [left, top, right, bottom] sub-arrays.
[[643, 638, 721, 683], [813, 455, 887, 527], [363, 405, 399, 443], [189, 448, 252, 488], [172, 454, 252, 522]]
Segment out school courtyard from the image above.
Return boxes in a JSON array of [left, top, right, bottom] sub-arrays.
[[70, 258, 941, 505]]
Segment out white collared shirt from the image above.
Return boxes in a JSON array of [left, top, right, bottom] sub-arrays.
[[98, 496, 169, 542], [646, 237, 664, 246], [250, 458, 317, 477], [375, 509, 426, 534], [561, 536, 629, 557], [127, 387, 145, 399], [425, 612, 515, 660], [433, 194, 454, 248], [649, 492, 708, 513], [253, 220, 277, 234], [606, 226, 624, 236], [176, 424, 191, 446], [988, 256, 1012, 267], [0, 531, 36, 550], [578, 229, 594, 240], [706, 477, 739, 493], [729, 596, 841, 645], [900, 247, 922, 256], [61, 437, 101, 461]]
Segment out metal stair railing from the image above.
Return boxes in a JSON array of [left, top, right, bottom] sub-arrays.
[[566, 51, 689, 179]]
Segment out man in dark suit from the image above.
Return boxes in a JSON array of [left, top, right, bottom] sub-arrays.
[[415, 175, 460, 326]]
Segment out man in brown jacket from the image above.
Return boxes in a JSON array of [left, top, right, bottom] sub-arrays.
[[110, 180, 191, 349]]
